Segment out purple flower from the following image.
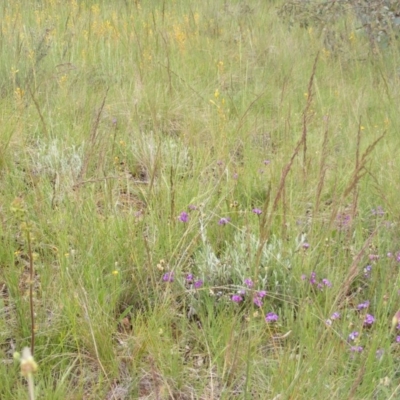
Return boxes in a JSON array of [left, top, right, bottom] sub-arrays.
[[348, 331, 359, 341], [331, 312, 340, 320], [364, 265, 372, 278], [396, 336, 400, 343], [350, 346, 363, 353], [218, 217, 231, 226], [253, 297, 263, 307], [336, 213, 351, 229], [194, 280, 203, 289], [186, 273, 194, 282], [252, 208, 262, 215], [309, 272, 317, 285], [253, 290, 266, 307], [302, 242, 310, 250], [244, 278, 254, 288], [265, 312, 279, 323], [357, 300, 370, 310], [369, 254, 379, 261], [364, 314, 375, 326], [322, 278, 332, 288], [397, 252, 400, 263], [162, 272, 174, 282], [179, 212, 189, 223], [231, 295, 243, 303], [188, 205, 197, 211]]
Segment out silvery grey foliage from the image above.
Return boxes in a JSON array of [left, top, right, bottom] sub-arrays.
[[278, 0, 400, 50], [196, 219, 293, 290], [28, 138, 84, 200]]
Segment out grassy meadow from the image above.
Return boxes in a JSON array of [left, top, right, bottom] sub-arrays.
[[1, 0, 400, 398]]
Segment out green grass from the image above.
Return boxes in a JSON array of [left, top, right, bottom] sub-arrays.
[[1, 0, 400, 399]]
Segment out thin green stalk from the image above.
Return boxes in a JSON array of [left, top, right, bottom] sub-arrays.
[[26, 228, 35, 356]]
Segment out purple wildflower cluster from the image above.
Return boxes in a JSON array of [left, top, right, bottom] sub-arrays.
[[363, 265, 372, 279], [186, 273, 203, 289], [230, 278, 276, 323], [301, 271, 332, 290], [161, 271, 203, 289], [178, 203, 268, 227], [339, 300, 379, 354], [356, 300, 376, 329], [265, 312, 279, 323], [253, 291, 267, 307], [231, 278, 267, 307], [244, 278, 254, 288], [347, 332, 363, 353], [336, 213, 351, 229]]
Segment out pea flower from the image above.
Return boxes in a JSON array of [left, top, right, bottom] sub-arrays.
[[194, 280, 203, 289], [218, 217, 231, 225], [348, 331, 359, 341], [244, 278, 254, 288], [265, 312, 279, 323], [357, 300, 370, 310], [364, 314, 375, 326], [162, 272, 174, 282], [231, 295, 243, 303], [179, 212, 189, 222]]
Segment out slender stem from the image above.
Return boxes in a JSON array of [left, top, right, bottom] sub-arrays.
[[26, 229, 35, 356], [27, 374, 35, 400]]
